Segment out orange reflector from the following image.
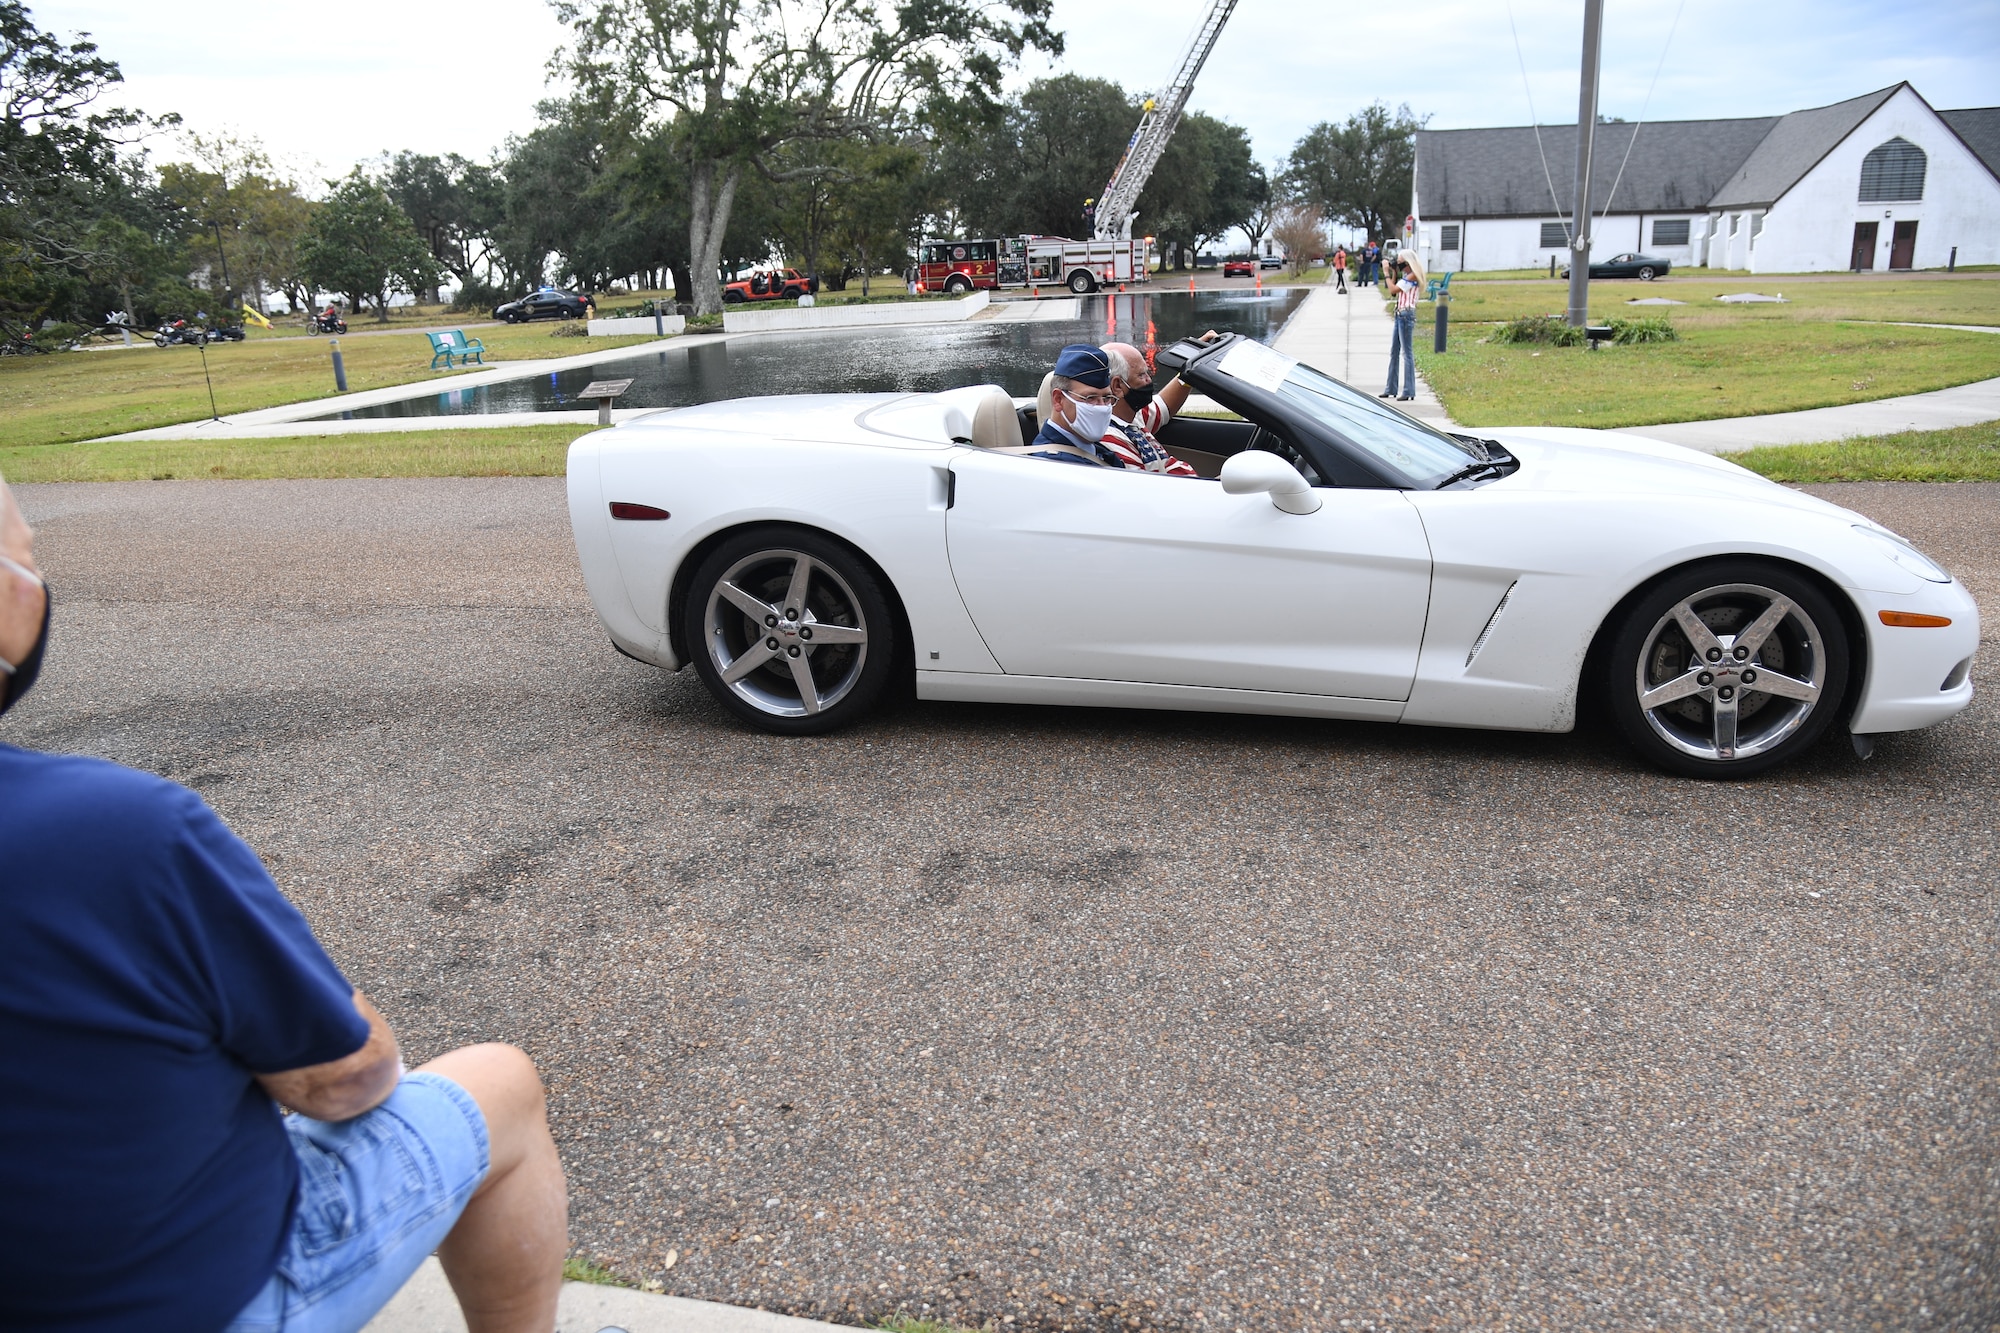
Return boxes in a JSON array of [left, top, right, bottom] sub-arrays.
[[1879, 610, 1952, 628], [609, 502, 669, 521]]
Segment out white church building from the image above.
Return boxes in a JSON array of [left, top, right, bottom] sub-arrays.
[[1410, 83, 2000, 274]]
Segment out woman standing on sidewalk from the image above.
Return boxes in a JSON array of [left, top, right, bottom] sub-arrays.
[[1380, 252, 1423, 401], [1332, 246, 1348, 293]]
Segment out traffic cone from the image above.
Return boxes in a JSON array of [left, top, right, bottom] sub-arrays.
[[1188, 276, 1195, 294], [1118, 283, 1126, 293], [1255, 275, 1262, 293]]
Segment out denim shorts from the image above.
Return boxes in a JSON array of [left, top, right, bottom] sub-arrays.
[[224, 1072, 490, 1333]]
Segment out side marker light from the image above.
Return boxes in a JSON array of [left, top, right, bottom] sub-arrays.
[[610, 502, 670, 521], [1879, 610, 1952, 628]]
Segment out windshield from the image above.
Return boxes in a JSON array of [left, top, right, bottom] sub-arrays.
[[1211, 340, 1479, 487]]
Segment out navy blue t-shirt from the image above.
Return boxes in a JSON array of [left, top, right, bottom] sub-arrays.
[[0, 745, 371, 1331]]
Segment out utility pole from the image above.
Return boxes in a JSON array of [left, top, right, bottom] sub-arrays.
[[1566, 0, 1604, 328]]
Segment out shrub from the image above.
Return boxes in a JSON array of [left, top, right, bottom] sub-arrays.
[[1495, 314, 1584, 346], [1610, 316, 1679, 344]]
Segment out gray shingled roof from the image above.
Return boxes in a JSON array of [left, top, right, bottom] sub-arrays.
[[1707, 86, 1899, 208], [1415, 84, 1928, 218], [1415, 117, 1777, 218], [1940, 107, 2000, 179]]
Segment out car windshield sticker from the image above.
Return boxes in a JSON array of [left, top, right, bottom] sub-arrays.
[[1218, 339, 1298, 394]]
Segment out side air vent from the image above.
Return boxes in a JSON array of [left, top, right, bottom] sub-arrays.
[[1942, 657, 1972, 691], [1466, 581, 1518, 668]]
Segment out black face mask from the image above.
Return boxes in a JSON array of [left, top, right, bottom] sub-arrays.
[[1123, 382, 1157, 411], [1, 583, 49, 719]]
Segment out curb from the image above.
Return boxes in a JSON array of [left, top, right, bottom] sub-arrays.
[[364, 1257, 851, 1333]]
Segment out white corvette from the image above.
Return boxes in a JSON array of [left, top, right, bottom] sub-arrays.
[[566, 333, 1977, 777]]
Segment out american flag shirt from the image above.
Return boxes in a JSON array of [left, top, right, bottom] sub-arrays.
[[1097, 400, 1198, 476]]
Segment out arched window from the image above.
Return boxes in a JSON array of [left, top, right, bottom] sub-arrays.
[[1859, 138, 1926, 202]]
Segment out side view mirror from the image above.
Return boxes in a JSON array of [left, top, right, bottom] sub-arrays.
[[1219, 450, 1322, 514]]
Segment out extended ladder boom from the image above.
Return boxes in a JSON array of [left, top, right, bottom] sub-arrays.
[[1091, 0, 1239, 242]]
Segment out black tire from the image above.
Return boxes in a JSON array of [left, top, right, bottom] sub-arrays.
[[944, 275, 971, 294], [1068, 270, 1096, 294], [723, 290, 746, 304], [1638, 266, 1657, 281], [1606, 560, 1850, 779], [682, 527, 898, 736], [154, 335, 168, 347]]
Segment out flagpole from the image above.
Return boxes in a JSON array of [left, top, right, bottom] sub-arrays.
[[1566, 0, 1605, 328]]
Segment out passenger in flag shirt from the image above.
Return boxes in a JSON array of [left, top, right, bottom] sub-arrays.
[[1096, 338, 1215, 476]]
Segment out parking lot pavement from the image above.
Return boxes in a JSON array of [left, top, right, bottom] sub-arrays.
[[11, 478, 1997, 1332]]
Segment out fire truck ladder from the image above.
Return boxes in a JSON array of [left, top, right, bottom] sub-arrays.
[[1090, 0, 1240, 242]]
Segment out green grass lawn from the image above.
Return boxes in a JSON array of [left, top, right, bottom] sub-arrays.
[[1416, 320, 2000, 428], [0, 423, 598, 483], [1437, 273, 2000, 327], [1724, 422, 2000, 482], [0, 326, 663, 449]]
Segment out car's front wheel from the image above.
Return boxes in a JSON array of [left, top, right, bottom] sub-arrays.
[[1606, 561, 1850, 778], [1068, 270, 1096, 294], [944, 275, 971, 294], [683, 529, 898, 735]]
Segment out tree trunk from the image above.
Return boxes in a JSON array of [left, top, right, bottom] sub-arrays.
[[687, 160, 742, 315]]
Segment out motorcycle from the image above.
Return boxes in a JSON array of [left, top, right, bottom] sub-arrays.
[[310, 312, 348, 334], [153, 319, 206, 348], [205, 323, 247, 343]]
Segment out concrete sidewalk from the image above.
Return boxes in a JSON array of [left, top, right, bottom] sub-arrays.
[[1621, 373, 2000, 454], [1270, 283, 1454, 428], [364, 1258, 847, 1333]]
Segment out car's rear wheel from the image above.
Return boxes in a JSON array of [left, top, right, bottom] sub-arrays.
[[944, 274, 971, 294], [1638, 266, 1657, 281], [683, 529, 897, 735], [1606, 562, 1850, 778]]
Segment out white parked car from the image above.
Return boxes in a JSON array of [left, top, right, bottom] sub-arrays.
[[566, 334, 1976, 778]]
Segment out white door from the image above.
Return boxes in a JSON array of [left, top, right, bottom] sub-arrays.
[[945, 451, 1433, 700]]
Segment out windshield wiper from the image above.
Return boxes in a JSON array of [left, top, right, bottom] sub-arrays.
[[1437, 460, 1504, 488]]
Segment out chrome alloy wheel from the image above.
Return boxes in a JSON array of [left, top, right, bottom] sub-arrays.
[[702, 549, 869, 718], [1634, 582, 1828, 762]]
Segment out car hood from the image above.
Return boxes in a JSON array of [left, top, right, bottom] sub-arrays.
[[1474, 426, 1868, 524]]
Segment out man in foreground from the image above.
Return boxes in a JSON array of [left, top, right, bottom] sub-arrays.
[[1022, 344, 1131, 466], [0, 475, 568, 1332]]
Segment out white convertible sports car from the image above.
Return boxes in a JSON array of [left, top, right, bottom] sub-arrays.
[[566, 333, 1977, 778]]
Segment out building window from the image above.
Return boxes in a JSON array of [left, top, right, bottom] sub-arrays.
[[1749, 212, 1764, 242], [1440, 224, 1461, 251], [1728, 213, 1741, 237], [1539, 222, 1570, 248], [1651, 219, 1690, 247], [1859, 137, 1926, 202]]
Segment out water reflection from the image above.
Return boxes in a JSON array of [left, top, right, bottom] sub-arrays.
[[322, 290, 1308, 421]]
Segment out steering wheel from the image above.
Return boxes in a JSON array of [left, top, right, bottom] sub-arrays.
[[1246, 426, 1324, 487]]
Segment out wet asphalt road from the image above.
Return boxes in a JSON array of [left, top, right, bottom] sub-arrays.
[[8, 478, 1996, 1332]]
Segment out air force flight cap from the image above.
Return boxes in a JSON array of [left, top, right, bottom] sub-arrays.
[[1053, 344, 1113, 388]]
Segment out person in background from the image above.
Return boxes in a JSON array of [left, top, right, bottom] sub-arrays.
[[1362, 240, 1380, 287], [1381, 251, 1423, 402], [0, 475, 576, 1333], [1332, 246, 1348, 294]]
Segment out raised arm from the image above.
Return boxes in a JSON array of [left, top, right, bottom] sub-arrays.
[[255, 989, 401, 1121]]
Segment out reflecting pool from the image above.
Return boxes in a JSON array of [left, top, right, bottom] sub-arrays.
[[319, 289, 1309, 421]]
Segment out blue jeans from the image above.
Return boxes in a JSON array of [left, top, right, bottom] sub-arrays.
[[1386, 307, 1417, 397], [224, 1073, 490, 1333]]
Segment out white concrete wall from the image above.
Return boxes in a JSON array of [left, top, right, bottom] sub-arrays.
[[722, 290, 988, 334], [1416, 214, 1705, 272], [587, 315, 686, 336], [1747, 86, 2000, 273]]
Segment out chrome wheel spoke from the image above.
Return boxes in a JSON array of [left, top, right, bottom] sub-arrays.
[[782, 557, 814, 617], [722, 639, 779, 683], [1640, 668, 1708, 710], [1749, 670, 1818, 703], [803, 619, 865, 646], [787, 652, 822, 714], [1712, 692, 1740, 757], [718, 580, 778, 623], [1671, 601, 1724, 658], [1734, 597, 1795, 657]]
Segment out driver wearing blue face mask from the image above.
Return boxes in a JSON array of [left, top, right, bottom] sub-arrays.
[[1024, 344, 1128, 467]]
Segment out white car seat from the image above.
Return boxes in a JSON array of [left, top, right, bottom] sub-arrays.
[[968, 386, 1021, 451], [1036, 372, 1055, 428]]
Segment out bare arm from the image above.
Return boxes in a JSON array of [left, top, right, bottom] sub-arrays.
[[255, 989, 401, 1121]]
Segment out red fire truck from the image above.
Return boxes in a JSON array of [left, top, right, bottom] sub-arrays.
[[911, 236, 1154, 294]]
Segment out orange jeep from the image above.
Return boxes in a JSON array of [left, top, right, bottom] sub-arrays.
[[722, 267, 819, 303]]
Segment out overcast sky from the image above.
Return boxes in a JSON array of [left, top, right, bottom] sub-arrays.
[[33, 0, 2000, 184]]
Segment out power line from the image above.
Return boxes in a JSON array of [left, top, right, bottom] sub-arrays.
[[1597, 0, 1689, 221], [1506, 1, 1571, 244]]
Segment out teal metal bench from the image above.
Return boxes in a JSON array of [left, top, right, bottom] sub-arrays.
[[1425, 270, 1454, 302], [426, 329, 486, 369]]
